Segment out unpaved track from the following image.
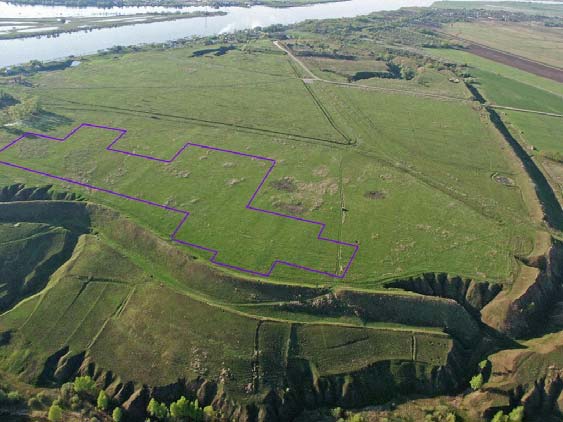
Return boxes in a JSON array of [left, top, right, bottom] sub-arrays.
[[490, 105, 563, 118], [273, 41, 469, 102]]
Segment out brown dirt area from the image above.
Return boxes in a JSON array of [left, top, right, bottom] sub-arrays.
[[467, 44, 563, 83]]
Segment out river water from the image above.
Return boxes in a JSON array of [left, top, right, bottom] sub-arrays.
[[0, 0, 437, 67], [0, 0, 560, 67]]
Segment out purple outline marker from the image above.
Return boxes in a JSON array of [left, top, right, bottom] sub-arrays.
[[0, 123, 358, 279]]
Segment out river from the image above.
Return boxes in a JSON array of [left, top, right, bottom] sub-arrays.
[[0, 0, 560, 67], [0, 0, 438, 67]]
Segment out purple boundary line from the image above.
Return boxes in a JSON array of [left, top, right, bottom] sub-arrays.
[[0, 123, 359, 279]]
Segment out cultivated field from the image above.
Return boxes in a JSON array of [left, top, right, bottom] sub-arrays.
[[444, 21, 563, 69]]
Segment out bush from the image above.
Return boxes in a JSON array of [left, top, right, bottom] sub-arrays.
[[203, 405, 216, 418], [508, 406, 524, 422], [70, 394, 82, 410], [469, 373, 484, 391], [59, 382, 75, 405], [97, 390, 109, 411], [170, 396, 204, 421], [74, 376, 97, 397], [48, 403, 64, 422], [113, 406, 123, 422], [147, 398, 168, 419]]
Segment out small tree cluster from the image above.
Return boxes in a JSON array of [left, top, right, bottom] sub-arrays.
[[146, 396, 207, 421], [469, 359, 492, 391], [491, 406, 524, 422]]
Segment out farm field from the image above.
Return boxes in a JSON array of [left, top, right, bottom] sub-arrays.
[[426, 48, 563, 114], [444, 21, 563, 69], [432, 1, 563, 17], [425, 47, 563, 98]]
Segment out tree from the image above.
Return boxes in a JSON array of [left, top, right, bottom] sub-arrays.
[[203, 405, 216, 418], [113, 406, 123, 422], [169, 396, 203, 421], [170, 396, 190, 419], [508, 406, 524, 422], [97, 390, 109, 411], [59, 382, 74, 405], [74, 375, 97, 397], [48, 404, 64, 422], [147, 398, 168, 419], [491, 411, 508, 422], [469, 373, 484, 391]]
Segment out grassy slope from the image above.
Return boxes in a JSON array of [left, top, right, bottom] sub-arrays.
[[0, 228, 455, 402], [0, 222, 73, 312], [0, 42, 535, 285], [444, 21, 563, 69]]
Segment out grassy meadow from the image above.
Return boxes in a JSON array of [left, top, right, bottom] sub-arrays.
[[0, 41, 538, 286]]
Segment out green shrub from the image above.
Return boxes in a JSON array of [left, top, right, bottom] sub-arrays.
[[147, 398, 168, 419], [97, 390, 109, 411], [70, 394, 81, 410], [48, 403, 64, 422], [203, 405, 216, 418], [169, 396, 204, 421], [113, 406, 123, 422], [491, 411, 508, 422], [74, 376, 97, 397], [470, 373, 484, 390], [59, 382, 75, 405], [508, 406, 524, 422]]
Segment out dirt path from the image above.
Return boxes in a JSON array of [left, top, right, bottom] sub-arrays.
[[273, 41, 469, 102], [490, 105, 563, 118]]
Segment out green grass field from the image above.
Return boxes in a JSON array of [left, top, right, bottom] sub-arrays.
[[426, 48, 563, 113], [0, 42, 537, 286]]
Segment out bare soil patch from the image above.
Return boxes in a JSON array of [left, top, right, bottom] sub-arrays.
[[466, 44, 563, 83], [271, 176, 297, 192], [493, 174, 515, 187], [364, 190, 386, 200]]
